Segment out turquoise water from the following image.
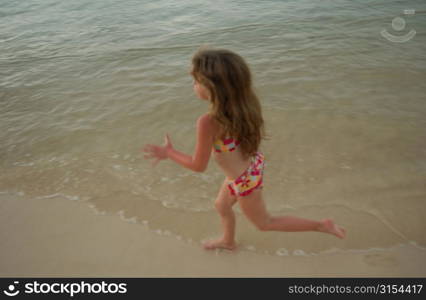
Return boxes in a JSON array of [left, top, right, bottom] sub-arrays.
[[1, 0, 426, 254]]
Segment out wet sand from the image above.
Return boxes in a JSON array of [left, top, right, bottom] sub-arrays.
[[1, 193, 425, 277]]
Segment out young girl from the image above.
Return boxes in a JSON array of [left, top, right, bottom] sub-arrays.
[[143, 48, 346, 251]]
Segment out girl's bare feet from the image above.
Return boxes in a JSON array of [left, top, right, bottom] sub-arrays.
[[202, 238, 236, 251], [318, 219, 346, 239]]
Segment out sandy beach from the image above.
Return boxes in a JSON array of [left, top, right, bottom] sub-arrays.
[[1, 192, 425, 277]]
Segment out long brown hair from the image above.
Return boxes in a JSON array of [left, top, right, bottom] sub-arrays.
[[191, 47, 266, 159]]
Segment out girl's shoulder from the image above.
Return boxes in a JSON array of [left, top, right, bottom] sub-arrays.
[[198, 112, 212, 122], [197, 113, 218, 128], [197, 113, 221, 139]]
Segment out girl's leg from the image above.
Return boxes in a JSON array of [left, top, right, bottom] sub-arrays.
[[203, 178, 238, 250], [238, 189, 346, 238]]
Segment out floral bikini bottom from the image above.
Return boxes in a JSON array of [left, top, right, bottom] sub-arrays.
[[227, 152, 265, 197]]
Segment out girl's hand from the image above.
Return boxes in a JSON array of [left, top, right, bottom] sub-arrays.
[[143, 133, 173, 167]]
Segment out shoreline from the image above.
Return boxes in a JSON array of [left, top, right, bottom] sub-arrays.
[[1, 193, 425, 277]]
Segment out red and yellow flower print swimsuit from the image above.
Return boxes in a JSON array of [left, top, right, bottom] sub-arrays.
[[213, 137, 265, 197]]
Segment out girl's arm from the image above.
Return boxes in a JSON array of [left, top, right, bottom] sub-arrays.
[[143, 113, 215, 172], [167, 113, 214, 172]]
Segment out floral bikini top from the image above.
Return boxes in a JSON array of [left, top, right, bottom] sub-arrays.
[[213, 137, 240, 153]]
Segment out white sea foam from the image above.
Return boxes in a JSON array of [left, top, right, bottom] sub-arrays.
[[276, 248, 289, 256], [293, 249, 307, 256], [13, 162, 34, 167]]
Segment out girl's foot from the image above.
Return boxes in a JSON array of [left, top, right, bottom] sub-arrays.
[[318, 219, 346, 239], [202, 238, 236, 251]]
